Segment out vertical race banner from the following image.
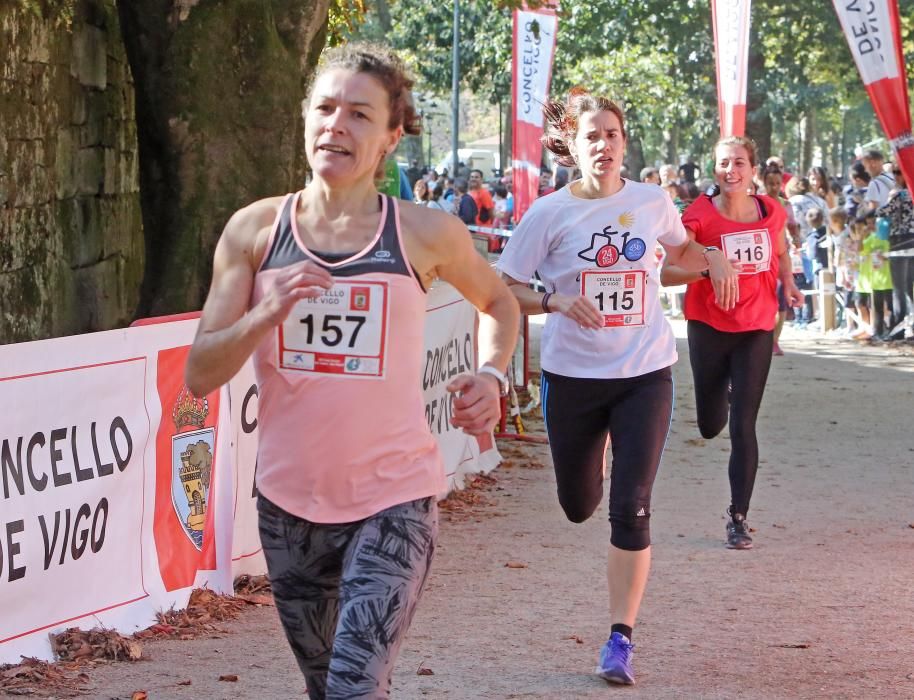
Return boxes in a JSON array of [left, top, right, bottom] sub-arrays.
[[512, 2, 558, 223], [711, 0, 752, 137], [832, 0, 914, 187], [152, 346, 221, 591]]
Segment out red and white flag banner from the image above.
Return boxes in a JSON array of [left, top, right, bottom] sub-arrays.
[[832, 0, 914, 187], [711, 0, 752, 137], [512, 2, 558, 223]]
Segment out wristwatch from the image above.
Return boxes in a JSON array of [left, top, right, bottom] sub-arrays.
[[702, 245, 720, 271], [477, 365, 510, 397]]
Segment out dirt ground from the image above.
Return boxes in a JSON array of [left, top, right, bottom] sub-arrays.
[[5, 320, 914, 699]]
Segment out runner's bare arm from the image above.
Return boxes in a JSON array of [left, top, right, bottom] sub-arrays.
[[660, 230, 739, 310], [185, 201, 333, 396], [404, 207, 520, 435], [775, 227, 805, 306], [499, 272, 603, 330]]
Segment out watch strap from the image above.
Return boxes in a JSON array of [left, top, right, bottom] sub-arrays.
[[477, 365, 509, 396]]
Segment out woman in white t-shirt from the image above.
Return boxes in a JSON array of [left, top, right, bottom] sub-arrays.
[[497, 88, 738, 686]]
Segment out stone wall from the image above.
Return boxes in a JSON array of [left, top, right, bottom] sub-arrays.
[[0, 1, 143, 342]]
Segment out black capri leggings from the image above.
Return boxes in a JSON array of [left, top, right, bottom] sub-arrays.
[[687, 320, 773, 516], [540, 367, 673, 551]]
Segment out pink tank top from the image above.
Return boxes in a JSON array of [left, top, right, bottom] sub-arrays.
[[250, 193, 445, 523]]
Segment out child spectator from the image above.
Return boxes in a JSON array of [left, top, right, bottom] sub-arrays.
[[844, 164, 870, 222], [876, 164, 913, 340], [492, 184, 511, 228], [859, 217, 894, 339], [829, 207, 857, 335], [805, 207, 830, 277]]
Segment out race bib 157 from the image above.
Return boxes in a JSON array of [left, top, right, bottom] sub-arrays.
[[277, 280, 389, 378]]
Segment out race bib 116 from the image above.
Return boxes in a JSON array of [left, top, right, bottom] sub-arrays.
[[277, 280, 389, 378], [581, 269, 646, 327], [721, 229, 772, 274]]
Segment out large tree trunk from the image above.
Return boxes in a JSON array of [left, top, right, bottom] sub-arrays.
[[117, 0, 332, 317], [0, 0, 144, 342], [745, 36, 771, 163], [801, 109, 816, 174]]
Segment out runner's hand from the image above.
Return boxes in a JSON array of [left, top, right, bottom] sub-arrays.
[[784, 279, 806, 307], [707, 254, 740, 311], [255, 261, 333, 328], [548, 294, 604, 329], [447, 373, 501, 436]]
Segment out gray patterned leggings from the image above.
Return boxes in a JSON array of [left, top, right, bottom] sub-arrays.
[[258, 494, 438, 700]]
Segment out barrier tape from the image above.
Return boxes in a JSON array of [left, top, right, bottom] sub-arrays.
[[468, 224, 514, 238]]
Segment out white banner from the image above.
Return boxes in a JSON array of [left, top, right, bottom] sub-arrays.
[[513, 10, 559, 128], [712, 0, 752, 137], [0, 288, 496, 663], [0, 359, 148, 646], [832, 0, 901, 83]]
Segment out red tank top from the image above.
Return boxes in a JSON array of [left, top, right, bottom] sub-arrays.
[[682, 194, 786, 333]]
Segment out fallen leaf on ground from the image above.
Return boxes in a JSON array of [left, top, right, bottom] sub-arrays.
[[562, 635, 584, 644], [50, 628, 142, 663], [219, 674, 239, 682], [505, 561, 528, 569], [234, 574, 272, 595], [417, 666, 434, 676], [177, 679, 192, 685], [237, 593, 274, 606], [131, 692, 148, 700]]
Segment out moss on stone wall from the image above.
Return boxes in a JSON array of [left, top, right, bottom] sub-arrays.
[[0, 0, 143, 341]]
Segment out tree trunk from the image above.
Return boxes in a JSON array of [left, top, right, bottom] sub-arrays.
[[664, 125, 679, 168], [375, 0, 392, 33], [117, 0, 332, 317], [802, 109, 816, 174], [745, 36, 771, 162]]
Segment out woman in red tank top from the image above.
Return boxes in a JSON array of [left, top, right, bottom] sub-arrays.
[[662, 136, 804, 550]]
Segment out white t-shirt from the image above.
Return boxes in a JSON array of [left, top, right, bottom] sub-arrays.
[[866, 172, 895, 208], [497, 180, 688, 379], [789, 193, 827, 239]]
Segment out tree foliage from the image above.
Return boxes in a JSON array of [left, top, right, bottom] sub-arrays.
[[346, 0, 914, 174]]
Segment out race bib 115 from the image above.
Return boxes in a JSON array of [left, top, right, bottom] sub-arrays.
[[581, 269, 646, 327]]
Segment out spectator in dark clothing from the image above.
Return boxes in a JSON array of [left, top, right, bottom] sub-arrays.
[[678, 157, 700, 183], [843, 165, 870, 222], [406, 159, 422, 188], [804, 207, 830, 275], [455, 177, 478, 226]]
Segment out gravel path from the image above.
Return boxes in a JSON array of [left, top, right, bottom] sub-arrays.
[[12, 323, 914, 699]]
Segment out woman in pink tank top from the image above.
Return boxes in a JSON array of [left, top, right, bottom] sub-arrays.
[[185, 43, 519, 700]]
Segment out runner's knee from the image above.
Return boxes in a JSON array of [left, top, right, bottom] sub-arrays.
[[558, 490, 602, 524], [609, 504, 651, 551], [698, 420, 725, 440]]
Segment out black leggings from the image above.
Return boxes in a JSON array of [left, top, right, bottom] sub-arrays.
[[687, 321, 773, 516], [540, 367, 673, 551]]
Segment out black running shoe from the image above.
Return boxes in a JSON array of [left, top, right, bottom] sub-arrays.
[[726, 510, 753, 549]]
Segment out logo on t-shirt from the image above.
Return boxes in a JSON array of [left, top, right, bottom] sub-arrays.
[[578, 221, 646, 267]]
